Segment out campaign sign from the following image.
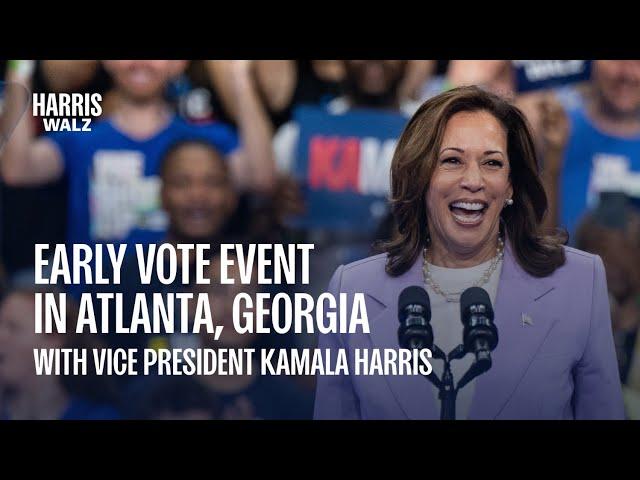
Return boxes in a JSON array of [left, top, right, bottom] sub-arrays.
[[587, 152, 640, 215], [292, 105, 407, 233], [513, 60, 592, 93]]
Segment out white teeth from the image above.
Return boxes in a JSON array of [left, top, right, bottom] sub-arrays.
[[451, 201, 485, 211], [452, 211, 483, 224]]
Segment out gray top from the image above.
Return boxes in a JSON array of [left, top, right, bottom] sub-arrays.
[[423, 255, 503, 420]]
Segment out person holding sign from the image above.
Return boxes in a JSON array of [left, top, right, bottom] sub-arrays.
[[546, 60, 640, 238], [314, 86, 624, 420], [0, 60, 275, 249], [273, 60, 418, 304]]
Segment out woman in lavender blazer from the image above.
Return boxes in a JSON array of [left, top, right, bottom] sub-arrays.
[[314, 86, 625, 420]]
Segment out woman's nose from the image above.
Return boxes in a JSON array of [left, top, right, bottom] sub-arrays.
[[186, 183, 211, 202], [460, 162, 484, 192]]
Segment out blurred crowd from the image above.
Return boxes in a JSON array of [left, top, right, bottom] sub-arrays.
[[0, 60, 639, 419]]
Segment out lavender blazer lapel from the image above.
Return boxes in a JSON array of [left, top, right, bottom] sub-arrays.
[[468, 243, 558, 419], [365, 243, 559, 420], [366, 257, 440, 420]]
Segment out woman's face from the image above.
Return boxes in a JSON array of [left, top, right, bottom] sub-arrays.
[[426, 110, 513, 259], [161, 143, 237, 242]]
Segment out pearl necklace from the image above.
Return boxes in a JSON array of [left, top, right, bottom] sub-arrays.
[[422, 237, 505, 303]]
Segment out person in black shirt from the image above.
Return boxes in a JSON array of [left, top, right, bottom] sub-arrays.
[[189, 253, 314, 420]]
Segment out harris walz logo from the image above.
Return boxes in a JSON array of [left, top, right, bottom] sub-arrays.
[[33, 93, 103, 132]]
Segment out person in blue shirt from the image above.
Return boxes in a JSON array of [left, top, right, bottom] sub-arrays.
[[98, 138, 312, 418], [96, 137, 293, 353], [97, 137, 243, 354], [0, 60, 276, 248], [0, 285, 121, 420], [540, 60, 640, 240]]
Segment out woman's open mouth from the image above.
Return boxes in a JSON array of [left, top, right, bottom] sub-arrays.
[[449, 200, 488, 226]]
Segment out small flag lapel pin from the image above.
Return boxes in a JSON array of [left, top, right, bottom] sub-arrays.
[[522, 313, 533, 327]]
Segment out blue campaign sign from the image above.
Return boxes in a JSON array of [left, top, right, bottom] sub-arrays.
[[291, 105, 408, 233], [513, 60, 592, 93]]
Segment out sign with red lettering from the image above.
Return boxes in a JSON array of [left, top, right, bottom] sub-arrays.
[[292, 106, 407, 233]]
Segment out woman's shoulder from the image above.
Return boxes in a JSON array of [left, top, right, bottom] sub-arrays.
[[554, 245, 605, 283], [342, 252, 388, 272], [561, 245, 603, 270], [329, 247, 605, 292], [329, 253, 389, 292], [340, 252, 389, 279]]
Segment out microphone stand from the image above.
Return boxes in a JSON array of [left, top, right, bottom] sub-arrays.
[[421, 343, 492, 420]]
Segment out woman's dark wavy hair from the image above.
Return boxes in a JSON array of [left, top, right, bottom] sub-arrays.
[[382, 85, 567, 277]]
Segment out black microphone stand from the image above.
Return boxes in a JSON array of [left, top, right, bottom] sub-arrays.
[[421, 343, 492, 420]]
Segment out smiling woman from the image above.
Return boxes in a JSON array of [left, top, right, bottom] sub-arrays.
[[314, 85, 625, 420], [426, 110, 513, 268], [159, 138, 238, 244], [383, 86, 567, 278]]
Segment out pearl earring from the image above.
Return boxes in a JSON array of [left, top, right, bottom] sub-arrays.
[[505, 198, 513, 206]]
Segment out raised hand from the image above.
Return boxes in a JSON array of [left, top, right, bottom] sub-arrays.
[[539, 93, 570, 163]]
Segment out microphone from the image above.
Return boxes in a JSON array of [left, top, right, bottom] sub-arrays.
[[398, 286, 433, 350], [460, 287, 499, 369]]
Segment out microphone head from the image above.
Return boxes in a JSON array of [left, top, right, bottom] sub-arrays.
[[460, 287, 493, 320], [397, 285, 432, 350], [398, 286, 431, 321], [460, 286, 498, 354]]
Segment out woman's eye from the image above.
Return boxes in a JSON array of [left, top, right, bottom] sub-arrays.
[[485, 159, 503, 167], [441, 157, 461, 165]]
